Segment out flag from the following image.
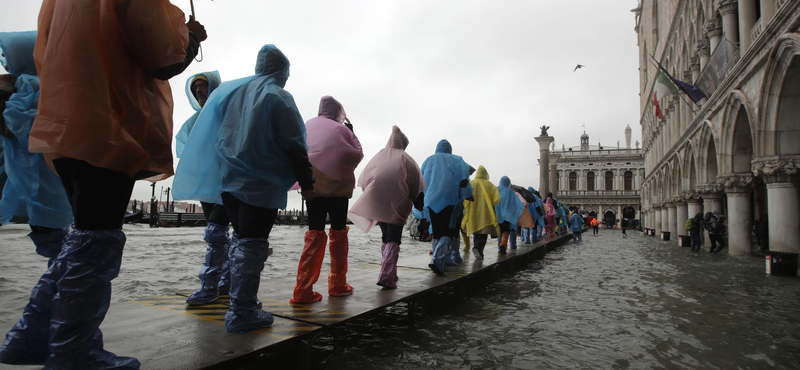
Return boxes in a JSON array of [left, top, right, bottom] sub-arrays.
[[653, 70, 678, 120], [655, 62, 707, 103]]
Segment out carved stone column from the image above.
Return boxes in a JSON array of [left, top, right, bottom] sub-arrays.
[[716, 0, 740, 45], [661, 205, 670, 238], [676, 197, 689, 237], [654, 205, 662, 234], [690, 56, 701, 82], [704, 19, 723, 52], [686, 193, 704, 221], [761, 0, 777, 25], [719, 174, 755, 255], [667, 200, 678, 238], [753, 159, 800, 253], [698, 183, 724, 247], [536, 136, 554, 197], [696, 39, 711, 71]]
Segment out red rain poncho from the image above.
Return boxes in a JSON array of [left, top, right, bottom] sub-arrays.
[[29, 0, 190, 180], [348, 126, 425, 232]]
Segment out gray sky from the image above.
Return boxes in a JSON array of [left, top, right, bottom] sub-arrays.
[[0, 0, 641, 211]]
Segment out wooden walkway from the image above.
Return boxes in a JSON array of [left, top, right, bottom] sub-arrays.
[[86, 233, 574, 369]]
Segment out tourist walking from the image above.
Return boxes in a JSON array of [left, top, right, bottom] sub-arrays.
[[690, 213, 704, 251], [569, 210, 584, 243], [590, 217, 600, 235], [621, 218, 629, 238], [291, 96, 364, 304], [494, 176, 524, 254], [462, 166, 500, 260], [348, 126, 425, 289], [704, 211, 727, 254]]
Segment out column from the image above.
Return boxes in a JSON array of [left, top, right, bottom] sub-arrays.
[[717, 0, 739, 46], [661, 206, 669, 237], [753, 160, 800, 254], [704, 19, 723, 52], [536, 136, 554, 196], [698, 184, 723, 247], [719, 174, 755, 255], [667, 201, 678, 238], [676, 199, 689, 237], [738, 0, 758, 55], [687, 198, 704, 219], [654, 206, 662, 234], [761, 0, 776, 25], [550, 153, 561, 195], [696, 39, 711, 71]]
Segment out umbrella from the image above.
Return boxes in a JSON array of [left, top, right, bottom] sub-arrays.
[[510, 185, 536, 203]]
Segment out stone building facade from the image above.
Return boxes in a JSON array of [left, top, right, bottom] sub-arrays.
[[633, 0, 800, 254], [550, 126, 645, 224]]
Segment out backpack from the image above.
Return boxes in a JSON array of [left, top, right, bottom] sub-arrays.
[[684, 219, 693, 231]]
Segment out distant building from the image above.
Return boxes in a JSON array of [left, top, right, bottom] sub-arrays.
[[550, 125, 644, 225]]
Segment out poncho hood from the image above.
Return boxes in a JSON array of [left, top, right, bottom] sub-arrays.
[[435, 139, 452, 154], [476, 165, 490, 180], [387, 125, 409, 149], [256, 44, 290, 87], [0, 31, 37, 77], [185, 71, 221, 111], [318, 95, 346, 123]]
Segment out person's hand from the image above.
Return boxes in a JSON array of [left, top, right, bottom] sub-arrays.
[[301, 189, 316, 200], [343, 118, 354, 132], [187, 15, 207, 43]]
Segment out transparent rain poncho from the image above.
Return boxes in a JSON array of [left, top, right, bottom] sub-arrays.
[[348, 126, 425, 232], [420, 139, 471, 220], [175, 71, 222, 158], [173, 45, 307, 209], [495, 176, 524, 231], [0, 31, 72, 228]]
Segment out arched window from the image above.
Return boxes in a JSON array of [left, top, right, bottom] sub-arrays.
[[587, 171, 595, 191], [569, 172, 577, 191], [605, 171, 614, 190], [624, 171, 633, 190]]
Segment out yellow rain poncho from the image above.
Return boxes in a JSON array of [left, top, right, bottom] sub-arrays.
[[462, 165, 500, 236]]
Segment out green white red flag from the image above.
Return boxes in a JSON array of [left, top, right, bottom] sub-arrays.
[[652, 70, 679, 120]]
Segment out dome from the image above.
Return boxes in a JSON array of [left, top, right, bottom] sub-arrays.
[[581, 132, 589, 139]]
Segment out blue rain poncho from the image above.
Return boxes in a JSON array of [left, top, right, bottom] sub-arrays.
[[528, 187, 545, 227], [0, 140, 7, 224], [420, 139, 471, 220], [173, 45, 307, 209], [569, 212, 584, 232], [175, 71, 221, 158], [0, 31, 72, 228], [494, 176, 524, 231]]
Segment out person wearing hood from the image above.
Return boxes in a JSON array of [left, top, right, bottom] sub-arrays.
[[544, 197, 557, 238], [690, 212, 704, 251], [348, 126, 425, 289], [704, 211, 727, 254], [173, 45, 313, 333], [421, 140, 471, 276], [174, 71, 233, 306], [5, 4, 205, 368], [291, 96, 363, 303], [569, 209, 585, 243], [0, 31, 73, 264], [462, 166, 500, 260], [494, 176, 524, 254], [530, 188, 545, 243]]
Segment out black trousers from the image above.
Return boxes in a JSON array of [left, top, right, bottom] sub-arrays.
[[709, 234, 725, 251], [53, 158, 135, 230], [307, 197, 348, 231], [499, 221, 511, 233], [428, 206, 457, 239], [201, 201, 230, 226], [592, 226, 599, 235], [378, 222, 403, 244], [220, 192, 278, 239]]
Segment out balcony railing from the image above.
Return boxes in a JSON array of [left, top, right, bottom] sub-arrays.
[[554, 148, 642, 156], [557, 190, 641, 197]]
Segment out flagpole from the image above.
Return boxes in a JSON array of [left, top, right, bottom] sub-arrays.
[[647, 56, 696, 109]]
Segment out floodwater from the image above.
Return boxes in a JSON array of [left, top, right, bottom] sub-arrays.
[[1, 224, 799, 369]]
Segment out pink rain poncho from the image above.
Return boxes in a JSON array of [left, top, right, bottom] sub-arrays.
[[348, 126, 425, 232], [302, 96, 363, 198]]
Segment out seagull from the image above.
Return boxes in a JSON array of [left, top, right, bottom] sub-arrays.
[[573, 64, 585, 72]]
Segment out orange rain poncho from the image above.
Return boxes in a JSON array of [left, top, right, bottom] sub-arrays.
[[29, 0, 190, 180]]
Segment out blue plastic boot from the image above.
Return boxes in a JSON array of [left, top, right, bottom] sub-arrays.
[[45, 229, 140, 369], [29, 227, 68, 264], [218, 232, 235, 296], [225, 237, 274, 333], [187, 222, 229, 305], [428, 237, 450, 276]]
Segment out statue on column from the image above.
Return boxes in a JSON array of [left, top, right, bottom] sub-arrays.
[[539, 125, 550, 137]]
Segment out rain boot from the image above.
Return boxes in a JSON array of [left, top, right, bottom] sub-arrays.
[[328, 227, 354, 297], [509, 230, 517, 250], [290, 230, 327, 304], [44, 229, 140, 369], [462, 232, 471, 254], [187, 222, 229, 305], [29, 227, 68, 266], [428, 237, 450, 276], [218, 232, 235, 296], [429, 238, 438, 255], [499, 232, 509, 254], [225, 237, 274, 333], [377, 242, 400, 289]]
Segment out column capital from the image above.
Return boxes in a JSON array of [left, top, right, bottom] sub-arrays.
[[690, 56, 701, 72], [696, 183, 723, 198], [682, 70, 693, 82], [534, 135, 555, 150], [704, 19, 723, 38], [752, 158, 800, 185], [682, 192, 703, 203], [715, 0, 738, 16], [549, 153, 562, 163], [695, 39, 711, 57], [718, 173, 755, 193]]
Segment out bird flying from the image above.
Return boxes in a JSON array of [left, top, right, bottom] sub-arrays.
[[573, 64, 585, 72]]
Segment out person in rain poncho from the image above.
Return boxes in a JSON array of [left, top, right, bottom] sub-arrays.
[[528, 187, 545, 243], [420, 139, 472, 276], [494, 176, 524, 254], [2, 3, 206, 368], [513, 188, 535, 247], [544, 196, 557, 238], [173, 44, 314, 334], [174, 71, 234, 306], [348, 126, 425, 289], [569, 209, 585, 243], [0, 31, 73, 263], [462, 165, 500, 260], [291, 96, 363, 303]]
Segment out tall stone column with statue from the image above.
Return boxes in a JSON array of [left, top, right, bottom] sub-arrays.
[[535, 126, 554, 197]]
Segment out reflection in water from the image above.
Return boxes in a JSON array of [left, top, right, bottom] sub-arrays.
[[0, 225, 798, 369]]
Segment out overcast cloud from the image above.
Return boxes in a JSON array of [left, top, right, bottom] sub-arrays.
[[0, 0, 641, 211]]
